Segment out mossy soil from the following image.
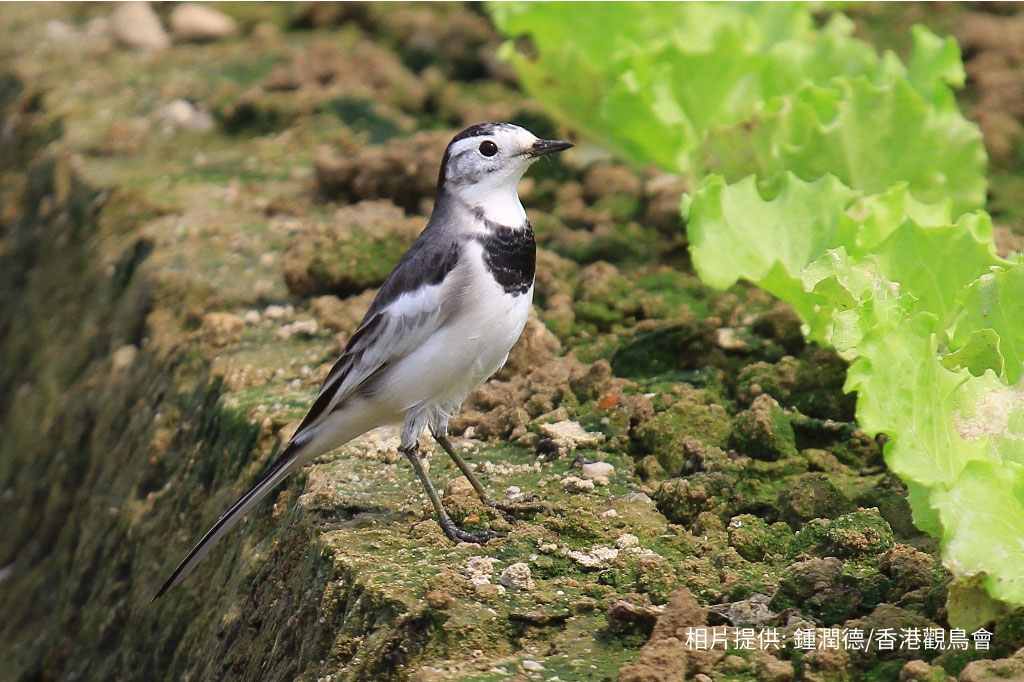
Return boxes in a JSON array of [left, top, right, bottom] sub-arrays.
[[2, 3, 1024, 682]]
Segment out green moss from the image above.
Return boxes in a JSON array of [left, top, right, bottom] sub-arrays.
[[825, 508, 895, 557], [636, 397, 732, 475], [728, 514, 795, 562], [779, 473, 855, 528], [655, 473, 734, 526], [327, 96, 402, 143], [729, 396, 798, 461], [611, 320, 714, 378]]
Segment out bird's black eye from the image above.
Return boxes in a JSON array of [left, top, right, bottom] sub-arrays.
[[479, 140, 498, 157]]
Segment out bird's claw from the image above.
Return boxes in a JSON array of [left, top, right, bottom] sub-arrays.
[[439, 516, 504, 544]]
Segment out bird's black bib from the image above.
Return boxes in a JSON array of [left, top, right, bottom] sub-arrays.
[[477, 223, 536, 296]]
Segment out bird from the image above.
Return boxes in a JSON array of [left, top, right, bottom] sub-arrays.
[[154, 122, 573, 599]]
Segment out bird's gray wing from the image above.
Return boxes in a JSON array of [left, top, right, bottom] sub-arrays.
[[291, 231, 463, 441], [152, 228, 465, 599]]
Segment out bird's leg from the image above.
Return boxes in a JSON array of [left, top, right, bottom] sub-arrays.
[[401, 442, 501, 544], [432, 432, 552, 518]]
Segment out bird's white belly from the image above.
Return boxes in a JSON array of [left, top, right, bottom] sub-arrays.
[[378, 282, 533, 415]]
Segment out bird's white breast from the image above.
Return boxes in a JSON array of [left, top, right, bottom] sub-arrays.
[[371, 239, 533, 416]]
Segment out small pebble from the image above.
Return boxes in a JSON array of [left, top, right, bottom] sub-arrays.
[[615, 533, 639, 548], [264, 304, 291, 320], [562, 476, 595, 493], [499, 563, 535, 591], [581, 461, 615, 480], [275, 319, 318, 340]]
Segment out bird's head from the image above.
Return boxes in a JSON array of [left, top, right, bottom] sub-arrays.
[[438, 122, 573, 201]]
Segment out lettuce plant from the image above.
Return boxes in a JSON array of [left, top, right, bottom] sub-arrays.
[[491, 1, 1024, 616]]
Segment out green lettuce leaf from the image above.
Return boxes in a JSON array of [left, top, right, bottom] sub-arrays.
[[951, 263, 1024, 384], [933, 459, 1024, 605], [706, 77, 986, 214]]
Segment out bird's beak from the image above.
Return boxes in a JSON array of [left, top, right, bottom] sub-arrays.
[[526, 139, 574, 157]]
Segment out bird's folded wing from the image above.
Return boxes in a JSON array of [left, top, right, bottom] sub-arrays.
[[291, 235, 462, 440]]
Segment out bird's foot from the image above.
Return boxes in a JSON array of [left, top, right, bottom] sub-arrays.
[[438, 514, 504, 544]]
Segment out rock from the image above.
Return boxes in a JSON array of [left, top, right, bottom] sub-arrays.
[[157, 99, 214, 133], [779, 472, 853, 528], [643, 172, 688, 233], [111, 344, 138, 372], [607, 599, 665, 632], [275, 319, 319, 340], [243, 310, 260, 325], [777, 557, 843, 600], [314, 130, 448, 212], [498, 563, 535, 591], [635, 395, 732, 476], [111, 2, 169, 51], [282, 201, 421, 298], [582, 162, 642, 202], [84, 18, 115, 53], [562, 475, 595, 494], [729, 394, 797, 461], [802, 648, 850, 682], [823, 508, 894, 557], [521, 660, 544, 672], [169, 3, 238, 42], [264, 304, 292, 321], [773, 557, 862, 624], [617, 587, 707, 682], [727, 514, 794, 562], [655, 472, 733, 526], [462, 556, 498, 586], [498, 313, 562, 378], [539, 420, 605, 450], [899, 659, 954, 682], [200, 312, 244, 347], [565, 545, 618, 569], [443, 476, 475, 501], [581, 460, 615, 480], [44, 20, 75, 43], [614, 533, 639, 549]]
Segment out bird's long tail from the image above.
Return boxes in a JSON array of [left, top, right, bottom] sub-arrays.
[[152, 440, 305, 601]]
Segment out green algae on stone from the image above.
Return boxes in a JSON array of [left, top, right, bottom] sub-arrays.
[[735, 347, 857, 421], [634, 390, 733, 476], [780, 472, 855, 528], [773, 557, 863, 625], [655, 472, 734, 526], [729, 394, 798, 461], [825, 508, 895, 558], [728, 514, 795, 562], [282, 200, 420, 297], [611, 319, 717, 378]]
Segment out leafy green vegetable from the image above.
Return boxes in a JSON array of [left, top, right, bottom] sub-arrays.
[[705, 77, 986, 214], [933, 459, 1024, 604], [490, 0, 1024, 614], [951, 266, 1024, 384], [492, 2, 983, 206]]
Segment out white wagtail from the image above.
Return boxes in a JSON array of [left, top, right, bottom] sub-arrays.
[[154, 122, 572, 599]]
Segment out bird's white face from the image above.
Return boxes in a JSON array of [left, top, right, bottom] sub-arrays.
[[440, 123, 572, 223], [443, 124, 541, 192]]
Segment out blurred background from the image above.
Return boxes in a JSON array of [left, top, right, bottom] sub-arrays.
[[2, 3, 1024, 682]]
